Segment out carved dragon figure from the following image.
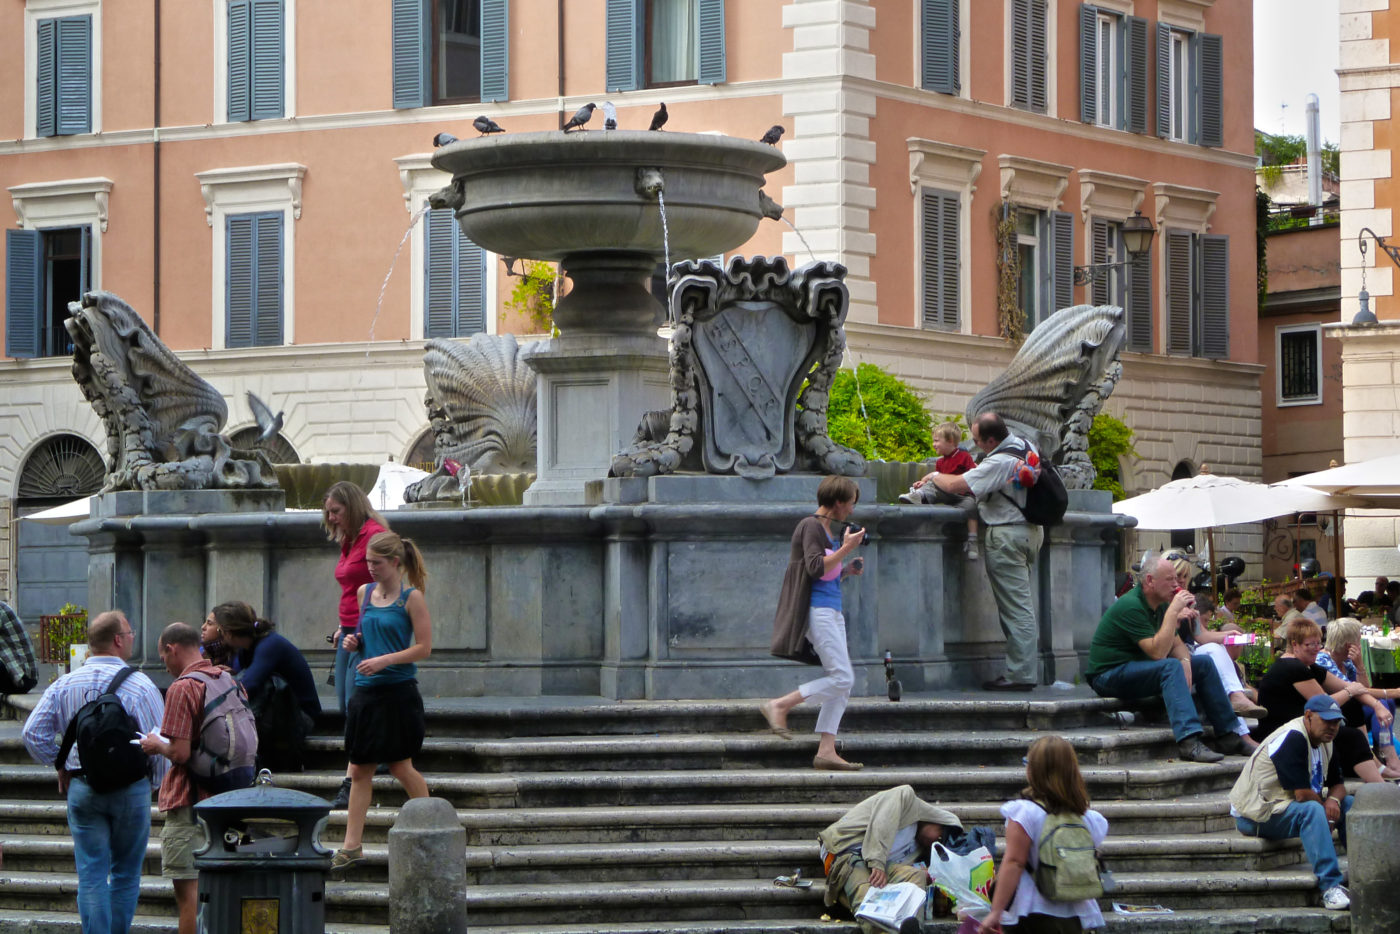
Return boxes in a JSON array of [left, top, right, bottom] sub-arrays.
[[403, 333, 538, 503], [65, 291, 279, 491], [612, 257, 864, 480], [967, 303, 1126, 490]]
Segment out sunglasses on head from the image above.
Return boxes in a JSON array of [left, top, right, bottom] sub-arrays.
[[1163, 552, 1189, 563]]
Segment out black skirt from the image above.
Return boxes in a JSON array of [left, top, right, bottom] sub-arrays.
[[344, 679, 425, 765]]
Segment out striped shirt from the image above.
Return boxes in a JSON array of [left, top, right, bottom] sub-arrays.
[[22, 654, 168, 787]]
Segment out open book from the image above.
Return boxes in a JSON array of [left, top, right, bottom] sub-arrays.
[[855, 882, 925, 932]]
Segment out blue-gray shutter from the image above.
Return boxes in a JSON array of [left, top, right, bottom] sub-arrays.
[[5, 229, 43, 358], [605, 0, 641, 93], [1125, 15, 1148, 134], [227, 215, 255, 346], [249, 0, 284, 120], [1011, 0, 1031, 110], [425, 209, 457, 338], [36, 19, 56, 137], [1079, 4, 1096, 124], [480, 0, 510, 102], [1200, 234, 1229, 358], [56, 16, 92, 135], [228, 0, 251, 121], [392, 0, 429, 109], [254, 214, 284, 345], [1051, 210, 1074, 316], [1165, 229, 1192, 355], [697, 0, 726, 86], [922, 0, 959, 95], [1155, 22, 1170, 138], [1198, 32, 1223, 147], [1090, 218, 1111, 306], [921, 188, 960, 331], [1029, 0, 1047, 113], [456, 227, 486, 336], [1126, 252, 1152, 352]]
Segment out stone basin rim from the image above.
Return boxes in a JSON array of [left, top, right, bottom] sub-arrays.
[[430, 129, 787, 176]]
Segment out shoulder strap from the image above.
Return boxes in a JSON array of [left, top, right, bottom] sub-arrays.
[[361, 583, 376, 612], [55, 666, 137, 770]]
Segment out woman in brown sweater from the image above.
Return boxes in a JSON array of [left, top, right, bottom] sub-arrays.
[[762, 476, 866, 770]]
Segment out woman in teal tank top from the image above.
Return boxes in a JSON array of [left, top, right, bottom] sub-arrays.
[[332, 531, 433, 875]]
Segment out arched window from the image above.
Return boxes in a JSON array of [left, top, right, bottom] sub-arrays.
[[16, 433, 104, 503], [1169, 460, 1195, 551]]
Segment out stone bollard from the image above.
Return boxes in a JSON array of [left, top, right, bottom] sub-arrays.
[[389, 797, 467, 933], [1348, 781, 1400, 933]]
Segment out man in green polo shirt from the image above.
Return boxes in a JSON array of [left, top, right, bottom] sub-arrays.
[[1087, 551, 1246, 763]]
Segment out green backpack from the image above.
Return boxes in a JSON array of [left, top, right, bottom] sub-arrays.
[[1033, 804, 1104, 902]]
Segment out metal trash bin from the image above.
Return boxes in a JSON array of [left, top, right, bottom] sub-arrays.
[[194, 770, 332, 934]]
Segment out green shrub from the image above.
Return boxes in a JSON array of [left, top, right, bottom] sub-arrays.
[[825, 363, 934, 462], [1088, 412, 1137, 501]]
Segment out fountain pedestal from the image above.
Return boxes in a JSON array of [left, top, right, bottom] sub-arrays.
[[523, 334, 670, 505]]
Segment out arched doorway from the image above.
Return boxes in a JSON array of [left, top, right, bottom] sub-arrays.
[[14, 434, 105, 617], [1169, 460, 1196, 552]]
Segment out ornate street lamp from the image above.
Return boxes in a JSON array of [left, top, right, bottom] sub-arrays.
[[1072, 210, 1156, 286]]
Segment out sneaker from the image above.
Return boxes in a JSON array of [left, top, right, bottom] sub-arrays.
[[965, 541, 979, 561], [329, 777, 352, 809], [1322, 885, 1350, 910], [330, 846, 366, 875], [1213, 733, 1249, 757], [1178, 736, 1224, 763], [898, 490, 920, 505]]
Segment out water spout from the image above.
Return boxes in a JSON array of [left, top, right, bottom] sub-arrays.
[[658, 191, 672, 322], [635, 167, 665, 199], [368, 202, 432, 353]]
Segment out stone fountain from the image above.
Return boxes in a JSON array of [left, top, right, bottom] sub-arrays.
[[429, 130, 785, 504]]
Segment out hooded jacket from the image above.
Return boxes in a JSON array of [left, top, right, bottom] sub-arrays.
[[817, 785, 963, 906]]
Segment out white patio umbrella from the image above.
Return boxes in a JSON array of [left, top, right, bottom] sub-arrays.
[[18, 496, 93, 525], [1113, 474, 1364, 529], [369, 462, 431, 511], [1275, 452, 1400, 502]]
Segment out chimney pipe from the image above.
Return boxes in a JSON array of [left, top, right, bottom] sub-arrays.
[[1306, 93, 1322, 223]]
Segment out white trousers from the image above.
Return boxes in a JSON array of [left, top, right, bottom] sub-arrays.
[[800, 606, 854, 736], [1193, 641, 1249, 735]]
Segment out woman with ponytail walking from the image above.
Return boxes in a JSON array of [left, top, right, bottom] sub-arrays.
[[332, 531, 433, 874]]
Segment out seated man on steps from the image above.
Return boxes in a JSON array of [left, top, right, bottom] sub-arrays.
[[1086, 551, 1248, 763], [818, 784, 964, 934], [1228, 694, 1353, 911]]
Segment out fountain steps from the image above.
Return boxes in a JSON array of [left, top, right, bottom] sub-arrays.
[[0, 694, 1348, 931]]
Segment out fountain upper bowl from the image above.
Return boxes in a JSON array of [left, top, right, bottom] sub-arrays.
[[430, 130, 786, 263]]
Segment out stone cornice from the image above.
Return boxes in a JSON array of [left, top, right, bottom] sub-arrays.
[[1152, 182, 1219, 233], [195, 163, 307, 226], [8, 177, 113, 232], [1077, 169, 1147, 225], [999, 155, 1072, 212], [907, 139, 986, 195]]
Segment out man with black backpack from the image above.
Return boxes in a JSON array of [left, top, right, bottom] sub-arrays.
[[21, 610, 166, 934], [931, 413, 1057, 691], [140, 621, 258, 934]]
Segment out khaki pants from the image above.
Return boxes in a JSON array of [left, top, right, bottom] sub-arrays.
[[827, 852, 928, 934]]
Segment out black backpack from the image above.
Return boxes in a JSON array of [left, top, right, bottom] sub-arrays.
[[1000, 441, 1069, 527], [56, 667, 150, 793]]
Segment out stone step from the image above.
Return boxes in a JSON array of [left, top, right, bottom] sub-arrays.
[[0, 867, 1334, 927], [0, 826, 1306, 884], [0, 908, 1357, 934]]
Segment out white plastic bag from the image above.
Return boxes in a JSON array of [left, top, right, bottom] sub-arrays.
[[928, 842, 994, 913]]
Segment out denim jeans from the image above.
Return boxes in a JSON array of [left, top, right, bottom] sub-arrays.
[[67, 775, 151, 934], [1087, 655, 1238, 742], [1235, 796, 1352, 892], [333, 630, 361, 714]]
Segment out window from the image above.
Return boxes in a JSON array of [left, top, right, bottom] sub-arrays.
[[35, 15, 92, 137], [1015, 209, 1073, 329], [227, 0, 286, 121], [606, 0, 725, 92], [921, 0, 960, 96], [226, 212, 283, 348], [1078, 5, 1148, 133], [1164, 229, 1228, 359], [1089, 216, 1152, 352], [423, 208, 486, 339], [920, 188, 960, 331], [394, 0, 508, 107], [5, 226, 90, 359], [1155, 24, 1222, 146], [1009, 0, 1048, 114], [1278, 324, 1322, 406]]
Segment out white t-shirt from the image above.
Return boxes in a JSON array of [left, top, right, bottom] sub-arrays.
[[999, 799, 1109, 928]]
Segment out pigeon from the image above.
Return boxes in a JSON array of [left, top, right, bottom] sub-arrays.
[[473, 115, 504, 135], [246, 392, 284, 445], [602, 101, 618, 131], [649, 102, 669, 131], [562, 102, 596, 132], [759, 124, 785, 146], [432, 132, 457, 148]]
